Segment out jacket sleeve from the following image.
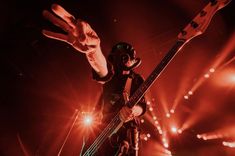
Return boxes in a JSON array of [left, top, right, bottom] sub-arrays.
[[92, 61, 114, 84]]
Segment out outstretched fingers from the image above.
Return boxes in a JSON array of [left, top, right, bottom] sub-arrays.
[[42, 30, 68, 43], [42, 4, 101, 53], [51, 4, 76, 29], [42, 10, 71, 32]]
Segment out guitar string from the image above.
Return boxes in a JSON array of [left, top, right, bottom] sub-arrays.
[[88, 115, 121, 155], [84, 115, 120, 156], [88, 116, 121, 156], [83, 113, 120, 156]]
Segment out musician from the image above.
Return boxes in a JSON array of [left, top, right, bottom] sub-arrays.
[[42, 4, 146, 155]]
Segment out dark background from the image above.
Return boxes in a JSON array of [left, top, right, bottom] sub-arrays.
[[0, 0, 235, 155]]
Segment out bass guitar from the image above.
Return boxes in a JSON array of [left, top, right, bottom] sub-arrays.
[[81, 0, 231, 155]]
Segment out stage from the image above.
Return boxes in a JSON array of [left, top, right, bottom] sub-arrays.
[[0, 0, 235, 155]]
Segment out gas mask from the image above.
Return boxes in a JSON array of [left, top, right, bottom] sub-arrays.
[[108, 42, 141, 71]]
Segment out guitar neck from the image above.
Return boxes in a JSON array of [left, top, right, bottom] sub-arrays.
[[127, 40, 186, 108]]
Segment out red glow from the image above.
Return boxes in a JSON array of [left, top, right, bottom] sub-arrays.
[[223, 141, 235, 148], [146, 101, 151, 105], [83, 115, 93, 125], [213, 68, 235, 87], [149, 107, 153, 111], [163, 142, 169, 148], [171, 126, 178, 134], [188, 91, 193, 95], [141, 119, 145, 123], [209, 68, 215, 73], [166, 113, 171, 118], [197, 134, 202, 139], [184, 95, 189, 99], [147, 133, 151, 138], [177, 129, 182, 134], [204, 74, 210, 78]]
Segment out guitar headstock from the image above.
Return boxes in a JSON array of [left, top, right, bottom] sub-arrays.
[[178, 0, 231, 42]]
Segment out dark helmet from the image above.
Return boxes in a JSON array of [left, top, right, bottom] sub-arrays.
[[108, 42, 141, 71]]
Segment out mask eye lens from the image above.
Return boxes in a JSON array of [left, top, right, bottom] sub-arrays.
[[121, 54, 129, 63]]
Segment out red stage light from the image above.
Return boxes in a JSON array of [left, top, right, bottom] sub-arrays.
[[209, 68, 215, 73], [197, 134, 202, 139], [147, 133, 151, 138], [213, 69, 235, 87], [171, 126, 178, 134], [170, 109, 175, 114], [163, 142, 169, 148], [184, 95, 189, 99], [144, 136, 148, 141], [177, 129, 182, 134], [188, 91, 193, 95], [83, 115, 93, 126], [230, 74, 235, 82], [166, 113, 171, 118], [223, 141, 235, 148], [204, 74, 210, 78]]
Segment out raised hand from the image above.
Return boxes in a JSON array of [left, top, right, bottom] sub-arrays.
[[119, 105, 144, 122], [42, 4, 100, 53]]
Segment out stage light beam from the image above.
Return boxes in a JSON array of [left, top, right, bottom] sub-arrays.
[[223, 141, 235, 148], [163, 142, 169, 148], [184, 95, 189, 99], [166, 113, 171, 118], [177, 129, 182, 134], [209, 68, 215, 73], [188, 91, 193, 95], [170, 109, 175, 114], [83, 115, 93, 126], [204, 74, 210, 78], [171, 126, 178, 134]]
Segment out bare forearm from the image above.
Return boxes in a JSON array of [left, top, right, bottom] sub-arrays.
[[86, 47, 108, 77]]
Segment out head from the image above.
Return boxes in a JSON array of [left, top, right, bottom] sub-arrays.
[[108, 42, 141, 72]]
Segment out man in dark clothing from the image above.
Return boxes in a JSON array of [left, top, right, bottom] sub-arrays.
[[42, 4, 146, 155], [92, 42, 147, 155]]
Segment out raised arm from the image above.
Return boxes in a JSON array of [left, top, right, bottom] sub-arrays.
[[42, 4, 108, 77]]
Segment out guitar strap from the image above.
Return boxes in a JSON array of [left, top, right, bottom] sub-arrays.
[[123, 77, 132, 103], [117, 76, 139, 156]]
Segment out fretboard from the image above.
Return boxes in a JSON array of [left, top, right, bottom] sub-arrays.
[[127, 40, 185, 108]]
